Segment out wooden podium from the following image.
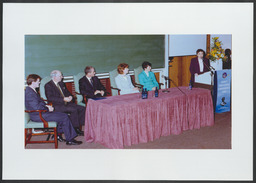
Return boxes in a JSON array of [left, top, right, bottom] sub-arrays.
[[194, 71, 214, 90]]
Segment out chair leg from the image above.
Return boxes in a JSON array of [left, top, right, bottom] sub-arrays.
[[54, 128, 58, 149], [46, 134, 51, 141], [25, 127, 58, 149], [25, 129, 28, 147], [27, 129, 32, 142]]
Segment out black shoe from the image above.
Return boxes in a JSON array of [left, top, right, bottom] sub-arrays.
[[75, 128, 84, 136], [57, 135, 66, 142], [66, 139, 82, 145]]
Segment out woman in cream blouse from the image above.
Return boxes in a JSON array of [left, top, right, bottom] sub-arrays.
[[115, 63, 140, 95]]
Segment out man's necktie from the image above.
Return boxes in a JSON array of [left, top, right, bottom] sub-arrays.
[[57, 83, 65, 98], [57, 83, 67, 105], [90, 78, 93, 86]]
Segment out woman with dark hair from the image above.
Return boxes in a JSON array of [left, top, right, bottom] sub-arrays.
[[189, 49, 210, 86], [223, 48, 232, 69], [138, 61, 159, 91], [115, 63, 139, 95]]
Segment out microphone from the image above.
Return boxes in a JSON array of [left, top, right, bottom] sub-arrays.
[[209, 66, 215, 71], [162, 75, 170, 80], [202, 60, 212, 72], [161, 75, 170, 92], [202, 60, 214, 75]]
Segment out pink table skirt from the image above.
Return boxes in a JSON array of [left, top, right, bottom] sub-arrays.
[[84, 87, 214, 149]]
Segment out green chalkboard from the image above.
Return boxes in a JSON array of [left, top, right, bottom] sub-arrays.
[[25, 35, 165, 78]]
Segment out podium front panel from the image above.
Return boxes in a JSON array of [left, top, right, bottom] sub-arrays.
[[213, 70, 231, 113]]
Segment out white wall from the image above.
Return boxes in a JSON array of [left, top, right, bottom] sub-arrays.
[[210, 34, 232, 50], [169, 34, 207, 56]]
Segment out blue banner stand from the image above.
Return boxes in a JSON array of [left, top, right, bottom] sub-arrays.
[[213, 70, 231, 113]]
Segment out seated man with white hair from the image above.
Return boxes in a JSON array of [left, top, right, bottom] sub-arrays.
[[45, 70, 85, 136]]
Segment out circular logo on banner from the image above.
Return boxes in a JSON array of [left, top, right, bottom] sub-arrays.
[[222, 72, 227, 78]]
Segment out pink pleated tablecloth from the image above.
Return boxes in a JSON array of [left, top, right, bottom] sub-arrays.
[[84, 87, 214, 149]]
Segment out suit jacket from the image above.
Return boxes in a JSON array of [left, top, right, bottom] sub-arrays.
[[115, 74, 139, 95], [25, 86, 78, 141], [138, 71, 159, 91], [45, 80, 73, 106], [79, 76, 106, 98], [25, 86, 48, 118], [189, 57, 210, 83]]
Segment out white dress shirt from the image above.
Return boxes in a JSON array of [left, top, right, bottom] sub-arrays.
[[29, 86, 37, 93], [198, 58, 204, 72], [86, 76, 93, 85]]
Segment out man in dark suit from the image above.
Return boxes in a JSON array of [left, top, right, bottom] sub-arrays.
[[25, 74, 82, 145], [45, 70, 85, 135], [189, 49, 211, 86], [79, 66, 106, 101]]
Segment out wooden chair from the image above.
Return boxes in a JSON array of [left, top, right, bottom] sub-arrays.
[[133, 66, 163, 89], [39, 76, 52, 101], [73, 72, 87, 107], [25, 109, 58, 149], [109, 69, 121, 96], [133, 66, 144, 87]]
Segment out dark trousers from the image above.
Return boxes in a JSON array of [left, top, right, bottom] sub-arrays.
[[54, 103, 85, 128], [30, 112, 77, 141]]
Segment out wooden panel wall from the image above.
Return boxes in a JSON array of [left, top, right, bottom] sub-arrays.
[[154, 72, 160, 83], [169, 55, 196, 88], [206, 34, 211, 56]]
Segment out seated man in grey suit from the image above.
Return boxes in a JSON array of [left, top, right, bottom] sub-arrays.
[[45, 70, 85, 136], [25, 74, 82, 145]]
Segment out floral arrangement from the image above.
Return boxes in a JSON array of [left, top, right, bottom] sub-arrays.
[[209, 37, 225, 62]]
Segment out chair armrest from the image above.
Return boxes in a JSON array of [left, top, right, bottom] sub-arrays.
[[74, 92, 89, 105], [110, 86, 121, 91], [134, 83, 143, 89], [75, 92, 87, 97], [25, 110, 47, 113], [25, 110, 49, 128], [105, 91, 111, 95], [75, 91, 82, 95], [40, 98, 53, 106], [158, 82, 164, 89], [111, 86, 121, 95]]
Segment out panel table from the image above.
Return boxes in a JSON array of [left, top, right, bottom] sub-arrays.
[[84, 87, 214, 148]]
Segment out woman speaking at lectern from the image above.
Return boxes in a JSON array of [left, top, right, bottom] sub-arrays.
[[189, 49, 210, 86]]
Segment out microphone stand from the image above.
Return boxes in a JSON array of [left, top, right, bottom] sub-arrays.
[[161, 75, 187, 95], [202, 60, 214, 76], [168, 77, 187, 96], [162, 78, 170, 93], [202, 59, 215, 96]]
